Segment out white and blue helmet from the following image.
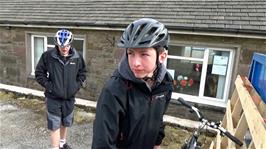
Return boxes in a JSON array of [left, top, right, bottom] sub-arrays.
[[54, 29, 73, 47]]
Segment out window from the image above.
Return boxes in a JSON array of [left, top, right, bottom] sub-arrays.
[[166, 45, 234, 107], [31, 35, 46, 75], [30, 34, 85, 75]]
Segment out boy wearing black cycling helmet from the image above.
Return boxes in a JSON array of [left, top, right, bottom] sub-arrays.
[[35, 29, 86, 149], [92, 18, 173, 149]]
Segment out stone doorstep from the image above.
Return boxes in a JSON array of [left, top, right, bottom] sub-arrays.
[[0, 83, 204, 129]]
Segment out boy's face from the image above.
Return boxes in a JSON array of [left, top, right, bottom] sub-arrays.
[[127, 47, 167, 79], [58, 45, 71, 57]]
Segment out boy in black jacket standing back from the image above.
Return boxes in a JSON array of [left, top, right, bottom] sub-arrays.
[[35, 29, 86, 149]]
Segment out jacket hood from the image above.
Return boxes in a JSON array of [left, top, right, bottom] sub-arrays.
[[117, 52, 167, 85]]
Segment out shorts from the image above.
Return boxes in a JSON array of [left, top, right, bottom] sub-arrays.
[[45, 97, 75, 130]]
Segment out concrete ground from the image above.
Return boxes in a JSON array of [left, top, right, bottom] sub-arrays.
[[0, 101, 93, 149]]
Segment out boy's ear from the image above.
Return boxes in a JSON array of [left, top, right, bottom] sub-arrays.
[[159, 51, 167, 63]]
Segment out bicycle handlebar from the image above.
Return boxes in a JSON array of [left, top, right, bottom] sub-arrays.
[[219, 127, 243, 146], [177, 98, 203, 120], [177, 97, 192, 109], [177, 97, 243, 146]]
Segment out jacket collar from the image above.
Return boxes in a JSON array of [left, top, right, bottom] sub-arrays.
[[51, 46, 79, 59]]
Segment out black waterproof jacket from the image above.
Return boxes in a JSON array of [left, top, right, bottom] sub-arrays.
[[35, 47, 86, 100], [92, 53, 173, 149]]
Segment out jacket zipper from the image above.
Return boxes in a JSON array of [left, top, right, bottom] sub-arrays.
[[143, 93, 153, 147], [63, 63, 67, 99]]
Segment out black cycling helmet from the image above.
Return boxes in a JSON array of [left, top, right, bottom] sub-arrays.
[[54, 29, 73, 48], [117, 18, 169, 50]]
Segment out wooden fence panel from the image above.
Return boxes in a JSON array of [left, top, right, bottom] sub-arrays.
[[210, 75, 266, 149]]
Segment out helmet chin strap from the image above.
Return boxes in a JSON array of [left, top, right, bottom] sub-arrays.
[[142, 63, 160, 82], [142, 64, 159, 90]]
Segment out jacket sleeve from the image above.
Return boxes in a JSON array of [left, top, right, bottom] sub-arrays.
[[35, 53, 50, 88], [92, 86, 123, 149], [77, 54, 87, 88]]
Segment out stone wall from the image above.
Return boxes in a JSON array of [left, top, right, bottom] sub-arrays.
[[0, 26, 265, 102], [0, 27, 26, 86]]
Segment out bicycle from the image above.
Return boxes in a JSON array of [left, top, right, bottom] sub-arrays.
[[177, 97, 243, 149]]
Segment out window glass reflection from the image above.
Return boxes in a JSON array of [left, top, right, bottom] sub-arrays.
[[167, 59, 202, 96], [34, 37, 44, 68], [168, 45, 204, 58], [204, 50, 229, 99]]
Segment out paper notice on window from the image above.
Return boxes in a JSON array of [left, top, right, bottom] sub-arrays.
[[212, 65, 227, 75], [212, 55, 228, 76], [167, 69, 175, 79], [213, 55, 228, 65]]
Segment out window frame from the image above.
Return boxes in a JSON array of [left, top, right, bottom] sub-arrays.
[[165, 45, 235, 107]]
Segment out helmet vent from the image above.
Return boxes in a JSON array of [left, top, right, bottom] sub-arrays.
[[139, 40, 150, 46], [147, 27, 158, 36], [128, 24, 134, 40], [134, 23, 147, 40], [156, 34, 165, 43]]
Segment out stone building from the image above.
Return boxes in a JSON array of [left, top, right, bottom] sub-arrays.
[[0, 0, 265, 108]]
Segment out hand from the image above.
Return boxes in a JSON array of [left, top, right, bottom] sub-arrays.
[[153, 145, 160, 149]]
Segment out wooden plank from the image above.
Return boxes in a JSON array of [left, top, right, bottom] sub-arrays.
[[226, 100, 234, 134], [222, 112, 227, 128], [221, 101, 231, 147], [216, 134, 221, 149], [231, 98, 242, 127], [242, 76, 266, 120], [234, 114, 248, 143], [226, 101, 236, 149], [258, 102, 266, 118], [209, 135, 221, 149], [235, 76, 266, 149], [228, 141, 236, 149], [209, 141, 214, 149], [231, 89, 239, 109]]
